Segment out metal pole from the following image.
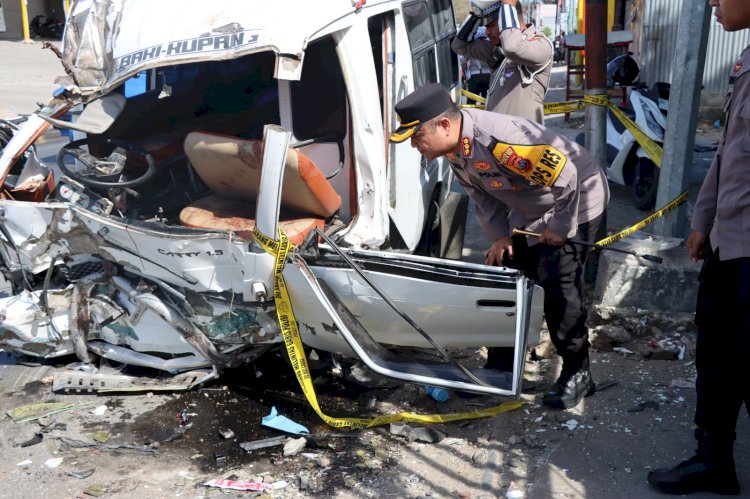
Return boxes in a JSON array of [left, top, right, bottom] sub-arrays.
[[20, 0, 31, 43], [584, 0, 607, 168], [653, 1, 712, 237]]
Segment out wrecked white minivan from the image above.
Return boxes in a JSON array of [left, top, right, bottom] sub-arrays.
[[0, 0, 543, 397]]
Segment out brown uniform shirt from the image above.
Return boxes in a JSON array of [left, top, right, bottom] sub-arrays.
[[452, 24, 553, 124], [449, 109, 609, 244], [692, 44, 750, 261]]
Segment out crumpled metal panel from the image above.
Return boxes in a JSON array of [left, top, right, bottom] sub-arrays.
[[61, 0, 361, 96]]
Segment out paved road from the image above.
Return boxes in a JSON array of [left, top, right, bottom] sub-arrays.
[[0, 40, 63, 118]]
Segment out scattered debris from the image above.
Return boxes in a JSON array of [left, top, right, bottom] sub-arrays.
[[627, 400, 660, 412], [16, 460, 33, 467], [6, 402, 95, 423], [65, 468, 96, 479], [344, 362, 401, 388], [161, 422, 193, 443], [425, 386, 450, 402], [83, 484, 106, 497], [18, 433, 43, 447], [262, 406, 309, 435], [283, 437, 307, 457], [239, 436, 287, 453], [90, 405, 108, 416], [56, 437, 158, 454], [219, 428, 235, 439], [203, 478, 286, 491], [506, 489, 525, 499], [53, 369, 214, 393], [670, 377, 695, 389], [561, 419, 579, 431], [596, 380, 619, 392], [388, 422, 446, 443], [92, 431, 110, 443], [613, 347, 634, 355], [44, 457, 63, 469]]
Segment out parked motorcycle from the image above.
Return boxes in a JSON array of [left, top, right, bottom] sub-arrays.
[[29, 10, 64, 39], [578, 54, 669, 211]]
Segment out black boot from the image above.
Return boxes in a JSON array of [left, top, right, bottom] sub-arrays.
[[542, 355, 595, 409], [647, 429, 740, 495]]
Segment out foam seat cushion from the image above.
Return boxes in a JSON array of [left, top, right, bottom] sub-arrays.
[[180, 193, 323, 244], [183, 131, 341, 217]]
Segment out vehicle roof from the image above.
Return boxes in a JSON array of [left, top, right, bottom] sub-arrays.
[[63, 0, 392, 97]]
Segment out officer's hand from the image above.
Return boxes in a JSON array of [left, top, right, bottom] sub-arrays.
[[485, 236, 513, 266], [686, 230, 708, 262], [457, 13, 480, 42], [501, 0, 519, 6], [539, 227, 564, 246]]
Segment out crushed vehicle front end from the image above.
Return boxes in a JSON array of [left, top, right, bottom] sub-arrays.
[[0, 0, 544, 398]]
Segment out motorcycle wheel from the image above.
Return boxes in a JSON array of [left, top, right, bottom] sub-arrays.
[[632, 157, 659, 211]]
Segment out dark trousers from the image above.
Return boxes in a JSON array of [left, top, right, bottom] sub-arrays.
[[694, 249, 750, 445], [507, 216, 602, 364]]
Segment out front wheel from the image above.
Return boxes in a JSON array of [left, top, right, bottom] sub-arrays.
[[632, 157, 659, 211]]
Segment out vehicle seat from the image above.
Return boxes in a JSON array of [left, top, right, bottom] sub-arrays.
[[180, 131, 341, 244]]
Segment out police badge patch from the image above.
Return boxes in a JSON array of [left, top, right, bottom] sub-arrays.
[[491, 142, 567, 187], [461, 137, 473, 158]]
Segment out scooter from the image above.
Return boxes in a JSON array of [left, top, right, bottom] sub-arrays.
[[578, 54, 669, 211], [29, 10, 64, 39]]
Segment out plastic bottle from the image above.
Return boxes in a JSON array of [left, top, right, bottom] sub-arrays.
[[425, 386, 450, 403]]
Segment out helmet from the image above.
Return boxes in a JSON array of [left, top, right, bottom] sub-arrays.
[[470, 1, 501, 25], [607, 53, 640, 87]]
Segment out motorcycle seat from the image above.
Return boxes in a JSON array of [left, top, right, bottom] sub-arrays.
[[180, 131, 341, 243]]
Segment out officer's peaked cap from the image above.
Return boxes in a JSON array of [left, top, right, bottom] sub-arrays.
[[471, 1, 501, 22], [390, 83, 452, 144]]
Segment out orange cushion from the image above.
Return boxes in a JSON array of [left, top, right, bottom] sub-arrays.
[[179, 194, 322, 245], [183, 131, 341, 217]]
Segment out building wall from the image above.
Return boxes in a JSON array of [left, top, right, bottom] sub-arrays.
[[633, 0, 749, 106], [0, 0, 62, 40]]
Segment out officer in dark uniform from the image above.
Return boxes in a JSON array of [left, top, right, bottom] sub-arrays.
[[391, 83, 609, 410], [647, 0, 750, 495]]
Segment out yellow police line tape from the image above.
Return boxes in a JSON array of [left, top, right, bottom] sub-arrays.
[[461, 90, 663, 167], [544, 94, 663, 167], [252, 226, 525, 429], [595, 190, 688, 247], [461, 90, 686, 247]]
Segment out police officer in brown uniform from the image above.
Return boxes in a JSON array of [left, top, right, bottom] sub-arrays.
[[647, 0, 750, 495], [453, 0, 553, 123], [391, 83, 609, 409]]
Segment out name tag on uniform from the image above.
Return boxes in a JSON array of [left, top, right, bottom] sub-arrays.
[[490, 142, 567, 187]]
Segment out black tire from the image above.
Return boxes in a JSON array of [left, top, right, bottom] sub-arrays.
[[632, 157, 659, 211]]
